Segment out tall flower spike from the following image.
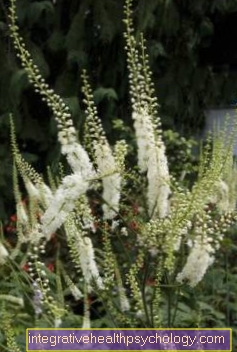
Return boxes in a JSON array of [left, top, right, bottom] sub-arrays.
[[11, 116, 53, 212], [176, 235, 215, 287], [41, 174, 89, 240], [9, 1, 94, 180], [124, 0, 170, 218], [64, 215, 103, 290], [82, 71, 125, 219]]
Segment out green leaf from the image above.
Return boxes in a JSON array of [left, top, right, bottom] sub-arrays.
[[67, 50, 88, 67], [47, 31, 66, 52], [21, 152, 39, 164], [93, 87, 118, 104], [27, 1, 54, 26], [10, 69, 29, 105], [27, 43, 50, 78], [63, 97, 80, 119], [149, 42, 167, 58], [199, 18, 214, 37], [66, 8, 85, 50]]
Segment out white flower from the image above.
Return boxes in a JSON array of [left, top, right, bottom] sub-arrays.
[[25, 180, 40, 200], [61, 143, 94, 179], [0, 243, 9, 265], [0, 294, 24, 307], [78, 196, 96, 233], [65, 218, 103, 290], [41, 174, 89, 239], [94, 142, 121, 219], [149, 247, 158, 257], [121, 227, 128, 236], [216, 180, 230, 212], [111, 220, 120, 231], [25, 180, 53, 207], [132, 107, 170, 218], [147, 144, 171, 218], [118, 286, 130, 312], [132, 108, 155, 172], [78, 236, 104, 290], [176, 236, 215, 287], [70, 285, 82, 300], [16, 201, 28, 224], [208, 179, 231, 213], [38, 183, 53, 206], [54, 318, 62, 328]]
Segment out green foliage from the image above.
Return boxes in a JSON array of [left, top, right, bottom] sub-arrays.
[[163, 130, 197, 179]]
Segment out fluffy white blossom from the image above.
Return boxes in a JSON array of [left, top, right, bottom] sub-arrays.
[[211, 180, 231, 213], [132, 108, 170, 218], [114, 265, 130, 312], [77, 236, 104, 290], [61, 143, 95, 179], [38, 183, 53, 206], [147, 144, 171, 218], [70, 285, 83, 300], [0, 294, 24, 307], [58, 125, 77, 146], [0, 243, 9, 265], [118, 286, 130, 312], [25, 180, 41, 200], [25, 180, 53, 207], [94, 142, 121, 219], [121, 227, 128, 236], [65, 217, 103, 290], [132, 108, 155, 172], [63, 271, 83, 300], [16, 201, 28, 224], [176, 236, 215, 287], [41, 174, 89, 239]]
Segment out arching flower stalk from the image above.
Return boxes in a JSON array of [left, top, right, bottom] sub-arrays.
[[82, 71, 127, 219], [124, 0, 171, 219]]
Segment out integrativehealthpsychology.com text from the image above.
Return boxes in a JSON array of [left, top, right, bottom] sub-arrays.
[[26, 328, 232, 351]]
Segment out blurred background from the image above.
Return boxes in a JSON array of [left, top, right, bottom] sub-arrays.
[[1, 0, 237, 219]]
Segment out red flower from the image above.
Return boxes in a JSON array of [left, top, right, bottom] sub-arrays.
[[10, 214, 17, 222], [47, 263, 55, 272], [22, 263, 29, 272], [128, 220, 139, 231], [5, 225, 15, 233], [146, 278, 156, 287], [132, 202, 139, 215]]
